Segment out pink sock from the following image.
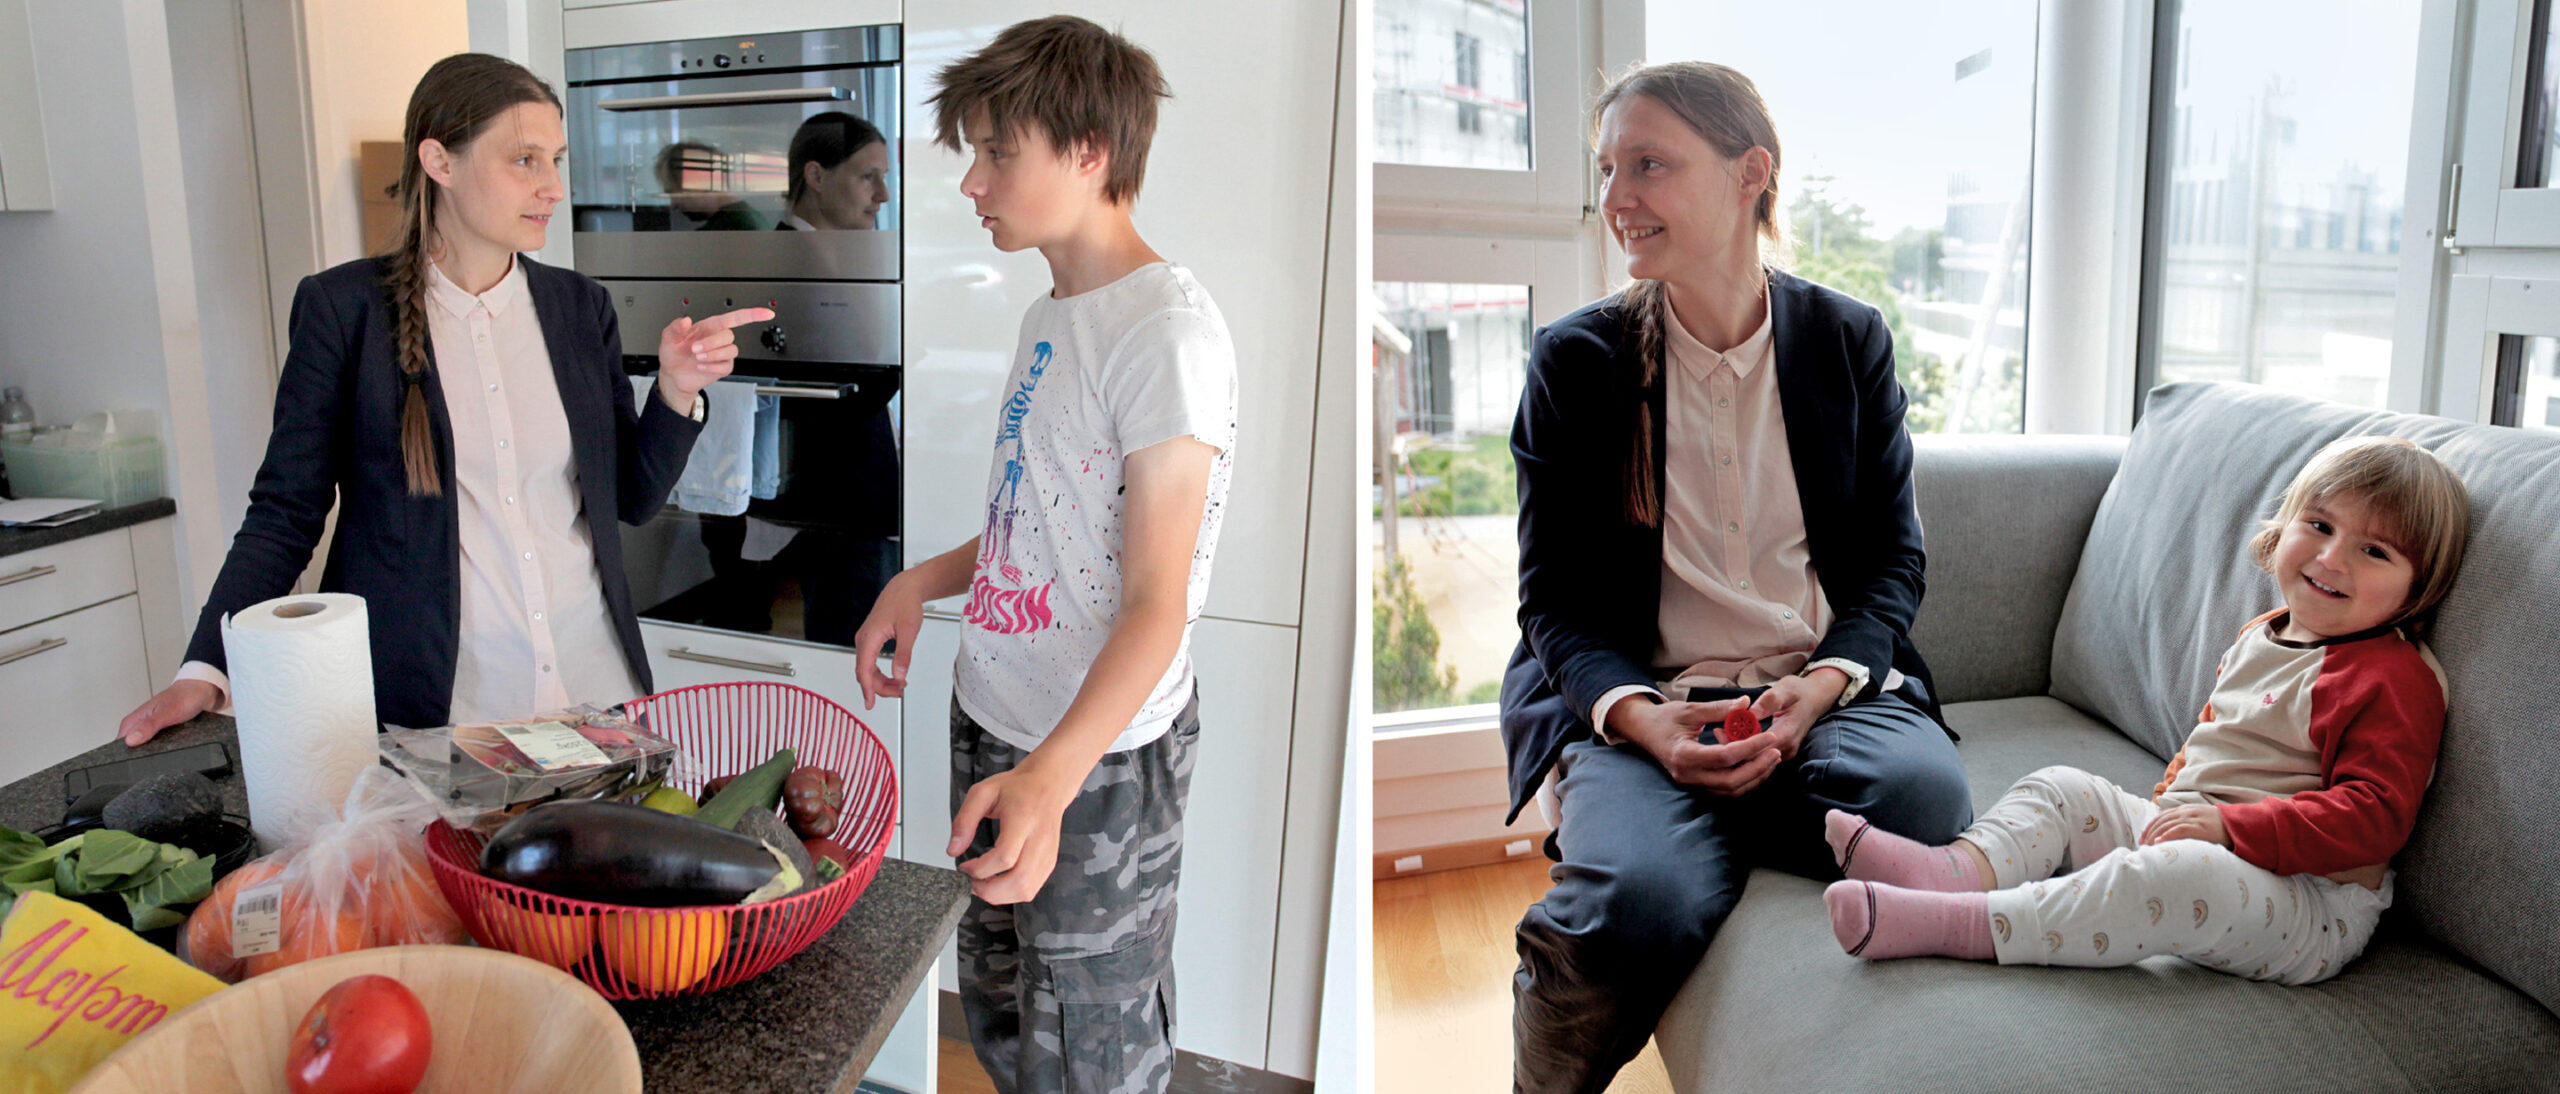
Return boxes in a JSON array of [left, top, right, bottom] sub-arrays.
[[1825, 880, 1995, 961], [1825, 809, 1984, 892]]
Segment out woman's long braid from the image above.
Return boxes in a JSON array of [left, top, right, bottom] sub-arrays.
[[1620, 278, 1667, 528], [386, 129, 442, 496]]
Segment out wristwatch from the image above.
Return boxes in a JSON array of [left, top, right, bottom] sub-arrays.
[[675, 382, 706, 422]]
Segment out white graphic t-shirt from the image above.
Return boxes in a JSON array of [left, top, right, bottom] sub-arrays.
[[953, 263, 1238, 753]]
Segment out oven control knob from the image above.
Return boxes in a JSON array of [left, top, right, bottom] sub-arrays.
[[713, 54, 731, 68], [760, 326, 788, 355]]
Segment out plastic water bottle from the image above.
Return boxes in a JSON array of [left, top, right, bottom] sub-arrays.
[[0, 387, 32, 439]]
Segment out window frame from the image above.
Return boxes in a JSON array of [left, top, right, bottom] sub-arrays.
[[1375, 0, 1591, 220], [2451, 0, 2560, 247]]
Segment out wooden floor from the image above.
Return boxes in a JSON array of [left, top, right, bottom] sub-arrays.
[[1375, 857, 1673, 1094], [938, 1035, 997, 1094]]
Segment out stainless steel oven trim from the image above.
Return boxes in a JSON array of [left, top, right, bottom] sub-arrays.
[[599, 87, 849, 111], [574, 230, 900, 284]]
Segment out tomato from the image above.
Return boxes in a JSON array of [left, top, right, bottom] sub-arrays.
[[285, 974, 433, 1094]]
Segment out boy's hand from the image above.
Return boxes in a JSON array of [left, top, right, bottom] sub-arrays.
[[852, 573, 924, 709], [2140, 803, 2231, 848], [948, 758, 1085, 904], [1610, 697, 1783, 796], [1749, 668, 1849, 763]]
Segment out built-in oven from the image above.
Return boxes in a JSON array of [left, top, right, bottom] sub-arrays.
[[563, 26, 900, 281], [566, 26, 902, 651]]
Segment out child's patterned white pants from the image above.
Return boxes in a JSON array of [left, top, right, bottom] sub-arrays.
[[1959, 765, 2390, 985]]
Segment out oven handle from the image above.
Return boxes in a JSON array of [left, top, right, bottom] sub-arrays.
[[666, 646, 798, 677], [599, 87, 850, 112], [752, 384, 844, 400]]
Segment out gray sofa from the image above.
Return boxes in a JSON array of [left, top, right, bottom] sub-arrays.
[[1655, 382, 2560, 1092]]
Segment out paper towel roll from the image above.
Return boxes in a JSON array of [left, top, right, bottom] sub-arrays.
[[222, 593, 379, 849]]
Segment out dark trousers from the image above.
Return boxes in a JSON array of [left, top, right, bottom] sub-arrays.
[[1512, 688, 1971, 1094]]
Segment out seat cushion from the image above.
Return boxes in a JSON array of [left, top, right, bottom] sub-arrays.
[[2045, 380, 2560, 1016], [1654, 697, 2560, 1093]]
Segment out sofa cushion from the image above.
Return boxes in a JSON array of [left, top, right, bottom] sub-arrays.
[[1908, 435, 2127, 704], [2047, 380, 2560, 1016], [1654, 696, 2560, 1093]]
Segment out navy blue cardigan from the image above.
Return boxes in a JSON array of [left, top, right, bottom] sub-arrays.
[[1497, 270, 1950, 823], [182, 255, 702, 729]]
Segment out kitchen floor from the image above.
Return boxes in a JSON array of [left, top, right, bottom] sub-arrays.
[[938, 1036, 996, 1094], [1375, 858, 1672, 1093]]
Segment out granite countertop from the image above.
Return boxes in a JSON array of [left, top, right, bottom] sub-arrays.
[[0, 497, 175, 558], [2, 713, 970, 1094]]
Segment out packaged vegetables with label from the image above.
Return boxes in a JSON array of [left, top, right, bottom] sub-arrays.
[[179, 768, 467, 983], [376, 706, 676, 832]]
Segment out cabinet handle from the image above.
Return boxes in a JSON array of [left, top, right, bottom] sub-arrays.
[[666, 646, 797, 677], [0, 564, 58, 588], [0, 636, 66, 666]]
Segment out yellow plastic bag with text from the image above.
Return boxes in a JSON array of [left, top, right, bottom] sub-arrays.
[[0, 891, 225, 1094]]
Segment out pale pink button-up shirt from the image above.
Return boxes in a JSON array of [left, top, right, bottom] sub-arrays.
[[1589, 295, 1891, 739]]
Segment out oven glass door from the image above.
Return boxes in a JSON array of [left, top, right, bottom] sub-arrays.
[[623, 369, 901, 650], [567, 65, 899, 280]]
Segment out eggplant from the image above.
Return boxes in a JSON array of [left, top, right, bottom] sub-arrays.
[[480, 800, 784, 907]]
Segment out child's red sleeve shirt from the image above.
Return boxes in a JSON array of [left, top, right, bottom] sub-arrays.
[[2154, 611, 2447, 877]]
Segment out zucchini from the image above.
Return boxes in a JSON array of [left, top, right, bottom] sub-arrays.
[[480, 800, 782, 906], [694, 748, 795, 831]]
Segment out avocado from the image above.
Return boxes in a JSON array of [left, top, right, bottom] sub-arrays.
[[100, 771, 223, 846]]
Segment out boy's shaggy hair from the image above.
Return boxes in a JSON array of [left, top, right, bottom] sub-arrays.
[[927, 15, 1170, 205], [2250, 435, 2471, 635]]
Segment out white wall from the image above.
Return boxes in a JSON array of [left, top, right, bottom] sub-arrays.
[[0, 0, 226, 623], [166, 0, 282, 550], [302, 0, 468, 267]]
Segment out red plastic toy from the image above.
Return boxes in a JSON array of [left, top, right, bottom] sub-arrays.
[[1720, 706, 1765, 744]]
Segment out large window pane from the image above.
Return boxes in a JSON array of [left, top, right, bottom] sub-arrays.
[[2153, 2, 2421, 409], [1372, 282, 1529, 716], [2495, 335, 2560, 429], [1648, 2, 2037, 433], [1376, 0, 1531, 170]]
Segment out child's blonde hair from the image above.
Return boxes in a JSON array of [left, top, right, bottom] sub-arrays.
[[2249, 435, 2471, 635]]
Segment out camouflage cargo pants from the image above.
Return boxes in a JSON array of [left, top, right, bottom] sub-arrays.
[[952, 692, 1198, 1094]]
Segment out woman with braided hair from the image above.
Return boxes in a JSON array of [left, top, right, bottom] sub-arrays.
[[1501, 61, 1972, 1090], [117, 54, 769, 743]]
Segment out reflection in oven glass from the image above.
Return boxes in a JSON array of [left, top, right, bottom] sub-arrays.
[[631, 387, 900, 648]]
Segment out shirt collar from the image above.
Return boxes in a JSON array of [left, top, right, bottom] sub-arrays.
[[425, 253, 527, 320], [1663, 290, 1775, 383]]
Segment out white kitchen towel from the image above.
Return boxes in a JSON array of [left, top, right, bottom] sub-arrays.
[[633, 376, 757, 516], [221, 593, 379, 850]]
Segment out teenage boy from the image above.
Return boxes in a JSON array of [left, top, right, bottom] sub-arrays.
[[854, 15, 1236, 1094]]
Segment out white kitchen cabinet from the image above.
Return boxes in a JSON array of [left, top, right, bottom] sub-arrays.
[[0, 594, 150, 787]]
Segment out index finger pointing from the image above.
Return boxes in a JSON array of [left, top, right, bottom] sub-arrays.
[[691, 306, 776, 334]]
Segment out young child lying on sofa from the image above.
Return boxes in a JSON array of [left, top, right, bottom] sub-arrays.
[[1819, 435, 2469, 985]]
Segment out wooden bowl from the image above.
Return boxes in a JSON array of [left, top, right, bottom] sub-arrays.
[[68, 945, 641, 1094]]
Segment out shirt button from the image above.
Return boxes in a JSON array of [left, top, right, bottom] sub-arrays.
[[541, 664, 553, 673], [532, 611, 544, 621], [505, 496, 516, 505], [1720, 455, 1732, 466], [1728, 521, 1740, 532], [1783, 611, 1795, 620], [522, 551, 534, 561], [498, 440, 509, 448], [488, 383, 499, 392], [1718, 397, 1731, 408], [1738, 580, 1750, 590]]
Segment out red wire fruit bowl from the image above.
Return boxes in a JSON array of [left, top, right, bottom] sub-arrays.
[[422, 682, 899, 999]]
